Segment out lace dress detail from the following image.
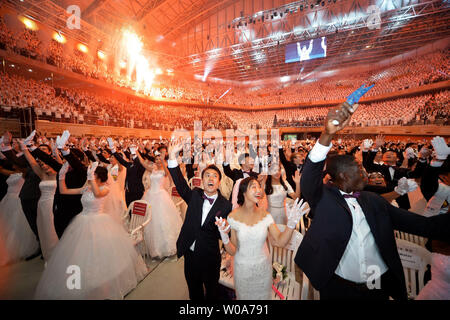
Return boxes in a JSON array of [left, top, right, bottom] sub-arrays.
[[228, 214, 275, 300]]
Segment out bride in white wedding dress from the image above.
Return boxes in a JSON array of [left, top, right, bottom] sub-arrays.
[[136, 152, 182, 259], [34, 162, 147, 300], [216, 176, 309, 300]]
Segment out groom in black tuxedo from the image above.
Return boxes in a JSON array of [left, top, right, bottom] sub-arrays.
[[295, 102, 450, 300], [167, 140, 232, 301]]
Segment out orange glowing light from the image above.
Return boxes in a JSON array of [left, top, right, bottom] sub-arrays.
[[77, 43, 88, 53], [97, 51, 106, 60], [53, 32, 66, 44], [155, 68, 163, 75], [19, 16, 38, 31]]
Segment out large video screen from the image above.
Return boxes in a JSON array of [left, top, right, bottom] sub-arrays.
[[285, 37, 327, 63]]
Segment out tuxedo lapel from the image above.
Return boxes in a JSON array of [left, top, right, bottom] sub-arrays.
[[201, 195, 224, 229], [328, 186, 352, 218]]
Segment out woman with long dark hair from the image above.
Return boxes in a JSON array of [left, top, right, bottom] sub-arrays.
[[216, 176, 309, 300], [262, 163, 300, 224]]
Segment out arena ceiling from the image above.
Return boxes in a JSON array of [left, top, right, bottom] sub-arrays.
[[5, 0, 450, 82]]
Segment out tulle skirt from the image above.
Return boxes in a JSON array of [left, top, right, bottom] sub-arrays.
[[0, 193, 39, 266], [142, 188, 182, 259], [34, 212, 147, 300]]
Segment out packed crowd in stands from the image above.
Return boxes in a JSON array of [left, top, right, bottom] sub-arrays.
[[0, 15, 449, 106], [1, 71, 448, 130]]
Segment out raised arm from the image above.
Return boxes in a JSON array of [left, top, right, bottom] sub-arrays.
[[135, 151, 154, 172], [87, 162, 109, 198], [268, 198, 309, 247], [167, 140, 193, 204], [58, 162, 85, 195], [18, 140, 45, 179]]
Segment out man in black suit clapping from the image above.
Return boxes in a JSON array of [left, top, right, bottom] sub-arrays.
[[294, 94, 450, 300], [167, 139, 232, 301]]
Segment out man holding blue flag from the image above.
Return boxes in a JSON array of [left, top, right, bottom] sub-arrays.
[[294, 85, 450, 300]]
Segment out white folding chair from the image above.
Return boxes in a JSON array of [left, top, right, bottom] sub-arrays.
[[396, 238, 432, 299], [394, 230, 427, 247], [124, 200, 151, 266], [268, 224, 303, 300]]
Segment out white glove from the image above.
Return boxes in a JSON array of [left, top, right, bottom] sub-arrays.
[[23, 130, 36, 146], [215, 217, 231, 245], [87, 162, 99, 181], [406, 179, 418, 193], [405, 147, 415, 159], [431, 136, 450, 160], [129, 145, 137, 155], [287, 198, 310, 229], [363, 139, 373, 150], [107, 137, 116, 153], [394, 177, 410, 196], [58, 161, 70, 180]]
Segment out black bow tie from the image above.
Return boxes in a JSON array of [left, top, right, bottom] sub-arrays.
[[343, 192, 361, 199], [202, 194, 215, 205], [243, 171, 251, 175]]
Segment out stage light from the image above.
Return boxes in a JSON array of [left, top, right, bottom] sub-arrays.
[[155, 68, 163, 75], [53, 32, 66, 43], [97, 51, 106, 60], [77, 43, 88, 53], [19, 16, 38, 31], [119, 61, 127, 69], [28, 69, 32, 72]]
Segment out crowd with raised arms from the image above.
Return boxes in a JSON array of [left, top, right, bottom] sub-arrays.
[[0, 102, 449, 298]]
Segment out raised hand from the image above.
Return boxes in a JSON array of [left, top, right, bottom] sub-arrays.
[[2, 132, 12, 146], [292, 170, 301, 184], [395, 177, 418, 195], [87, 162, 99, 181], [168, 139, 183, 160], [431, 136, 450, 160], [286, 198, 310, 229], [362, 139, 373, 151], [215, 217, 231, 245], [325, 102, 356, 135], [59, 161, 70, 180], [23, 130, 36, 146], [374, 134, 385, 149]]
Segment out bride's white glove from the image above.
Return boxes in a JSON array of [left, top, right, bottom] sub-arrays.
[[59, 161, 70, 180], [215, 217, 231, 245], [287, 198, 310, 229], [395, 177, 418, 195], [23, 130, 36, 146], [87, 162, 99, 181], [107, 137, 116, 154]]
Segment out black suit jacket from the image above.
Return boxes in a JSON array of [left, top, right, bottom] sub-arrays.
[[363, 150, 411, 209], [279, 147, 302, 191], [112, 152, 145, 195], [295, 156, 450, 300], [168, 164, 232, 267], [223, 163, 259, 183]]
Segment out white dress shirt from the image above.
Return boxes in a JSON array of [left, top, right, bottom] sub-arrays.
[[168, 159, 218, 251], [309, 141, 388, 283]]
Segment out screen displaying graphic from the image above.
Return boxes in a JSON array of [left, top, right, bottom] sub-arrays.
[[285, 37, 327, 63]]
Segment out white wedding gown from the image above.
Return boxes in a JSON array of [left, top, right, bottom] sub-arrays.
[[0, 173, 39, 266], [34, 185, 147, 300], [142, 170, 182, 259], [104, 165, 127, 226], [36, 180, 59, 262], [416, 253, 450, 300], [228, 214, 274, 300], [267, 184, 294, 224]]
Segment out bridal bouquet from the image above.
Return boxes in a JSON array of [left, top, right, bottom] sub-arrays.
[[272, 262, 288, 284]]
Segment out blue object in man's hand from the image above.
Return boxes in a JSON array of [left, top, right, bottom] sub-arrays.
[[346, 84, 375, 105]]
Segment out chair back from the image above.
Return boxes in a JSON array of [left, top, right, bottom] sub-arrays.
[[396, 238, 432, 299], [127, 200, 151, 232], [268, 224, 303, 274], [394, 230, 427, 247]]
